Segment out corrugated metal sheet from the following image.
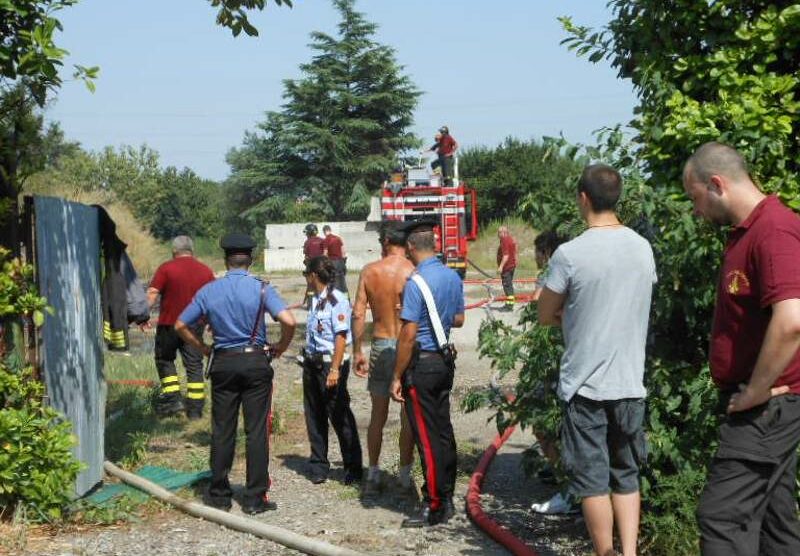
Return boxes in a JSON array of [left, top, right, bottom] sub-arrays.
[[35, 196, 105, 497]]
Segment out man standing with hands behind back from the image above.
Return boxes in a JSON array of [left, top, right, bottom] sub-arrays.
[[684, 142, 800, 555]]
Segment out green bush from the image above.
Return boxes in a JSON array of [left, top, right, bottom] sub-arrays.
[[0, 248, 81, 520]]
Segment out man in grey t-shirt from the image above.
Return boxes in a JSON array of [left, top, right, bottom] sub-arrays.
[[538, 164, 656, 556]]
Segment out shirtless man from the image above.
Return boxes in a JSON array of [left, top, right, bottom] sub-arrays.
[[353, 221, 416, 495]]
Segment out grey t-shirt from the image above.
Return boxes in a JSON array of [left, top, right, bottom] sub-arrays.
[[544, 226, 657, 402]]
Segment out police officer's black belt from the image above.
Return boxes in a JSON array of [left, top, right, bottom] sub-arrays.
[[214, 345, 266, 355], [419, 350, 443, 359]]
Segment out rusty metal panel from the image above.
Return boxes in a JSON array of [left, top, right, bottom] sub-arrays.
[[34, 196, 105, 497]]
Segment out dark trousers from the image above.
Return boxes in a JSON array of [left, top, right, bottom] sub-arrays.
[[155, 324, 205, 407], [302, 360, 362, 477], [501, 269, 515, 306], [403, 353, 457, 511], [331, 258, 348, 294], [697, 394, 800, 555], [442, 155, 454, 185], [208, 352, 273, 506]]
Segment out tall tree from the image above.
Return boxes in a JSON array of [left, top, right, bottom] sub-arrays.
[[227, 0, 420, 223]]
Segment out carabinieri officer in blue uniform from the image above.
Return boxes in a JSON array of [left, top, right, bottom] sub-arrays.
[[390, 219, 465, 527], [175, 233, 296, 514], [302, 256, 363, 485]]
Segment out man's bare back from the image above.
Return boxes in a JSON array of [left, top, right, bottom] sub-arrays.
[[353, 252, 414, 340]]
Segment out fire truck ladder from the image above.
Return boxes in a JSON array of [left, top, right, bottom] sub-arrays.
[[440, 189, 460, 268]]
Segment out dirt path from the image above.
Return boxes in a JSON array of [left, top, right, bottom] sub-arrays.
[[26, 278, 591, 556]]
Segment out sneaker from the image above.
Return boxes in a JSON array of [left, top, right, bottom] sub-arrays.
[[363, 476, 381, 496], [310, 474, 327, 484], [241, 496, 277, 515], [530, 492, 579, 515]]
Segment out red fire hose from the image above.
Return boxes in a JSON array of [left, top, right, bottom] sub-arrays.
[[466, 394, 540, 556]]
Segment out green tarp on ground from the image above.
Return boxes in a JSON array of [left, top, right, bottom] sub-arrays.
[[86, 465, 211, 506]]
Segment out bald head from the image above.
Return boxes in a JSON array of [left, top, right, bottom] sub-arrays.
[[685, 142, 750, 184]]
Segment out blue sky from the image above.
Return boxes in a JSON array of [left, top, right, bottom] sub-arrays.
[[46, 0, 636, 181]]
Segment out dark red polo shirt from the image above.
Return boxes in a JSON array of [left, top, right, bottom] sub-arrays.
[[710, 195, 800, 394], [497, 235, 517, 271], [439, 134, 457, 157], [323, 234, 344, 259], [304, 236, 325, 259], [150, 257, 215, 325]]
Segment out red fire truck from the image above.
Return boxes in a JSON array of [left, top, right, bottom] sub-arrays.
[[380, 160, 478, 278]]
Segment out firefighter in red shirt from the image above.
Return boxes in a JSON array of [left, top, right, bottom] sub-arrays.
[[684, 142, 800, 555], [429, 126, 458, 186], [496, 225, 517, 312], [303, 224, 325, 309], [322, 225, 348, 294], [147, 235, 215, 419]]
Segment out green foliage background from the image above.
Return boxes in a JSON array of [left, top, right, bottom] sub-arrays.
[[0, 249, 81, 520], [471, 2, 800, 554]]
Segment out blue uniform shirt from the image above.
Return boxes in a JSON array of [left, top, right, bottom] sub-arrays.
[[178, 270, 287, 349], [306, 287, 352, 354], [401, 256, 465, 351]]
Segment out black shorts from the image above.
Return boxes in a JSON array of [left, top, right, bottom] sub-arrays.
[[560, 395, 647, 498]]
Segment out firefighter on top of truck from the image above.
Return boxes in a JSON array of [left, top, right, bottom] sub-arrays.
[[424, 126, 458, 185]]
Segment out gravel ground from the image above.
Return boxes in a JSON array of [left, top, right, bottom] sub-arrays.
[[23, 278, 592, 556]]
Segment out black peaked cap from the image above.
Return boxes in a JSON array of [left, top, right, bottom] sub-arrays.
[[220, 233, 256, 253]]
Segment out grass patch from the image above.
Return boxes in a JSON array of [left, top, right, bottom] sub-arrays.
[[467, 217, 538, 278]]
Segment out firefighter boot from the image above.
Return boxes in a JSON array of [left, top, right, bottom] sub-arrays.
[[155, 392, 184, 418], [185, 381, 205, 420]]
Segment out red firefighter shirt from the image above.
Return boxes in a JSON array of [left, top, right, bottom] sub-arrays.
[[497, 235, 517, 272], [710, 195, 800, 394], [304, 236, 325, 259], [438, 134, 457, 157], [322, 234, 345, 259], [150, 257, 215, 325]]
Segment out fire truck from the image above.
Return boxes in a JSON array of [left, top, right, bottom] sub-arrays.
[[380, 159, 478, 278]]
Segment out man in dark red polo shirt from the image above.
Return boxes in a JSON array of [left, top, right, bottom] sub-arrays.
[[322, 224, 348, 294], [496, 225, 517, 311], [303, 224, 325, 309], [148, 236, 216, 419], [683, 142, 800, 555], [436, 126, 458, 185]]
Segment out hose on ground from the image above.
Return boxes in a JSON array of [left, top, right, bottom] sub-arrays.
[[465, 395, 540, 556], [103, 461, 366, 556]]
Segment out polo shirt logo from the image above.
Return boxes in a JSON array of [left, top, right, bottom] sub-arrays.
[[726, 270, 751, 295]]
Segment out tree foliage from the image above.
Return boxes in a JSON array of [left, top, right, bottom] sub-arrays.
[[226, 0, 420, 226], [0, 0, 98, 105], [209, 0, 292, 37], [459, 137, 583, 226], [0, 248, 80, 520], [471, 2, 800, 553]]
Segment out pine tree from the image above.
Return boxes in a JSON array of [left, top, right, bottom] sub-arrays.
[[226, 0, 420, 223]]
